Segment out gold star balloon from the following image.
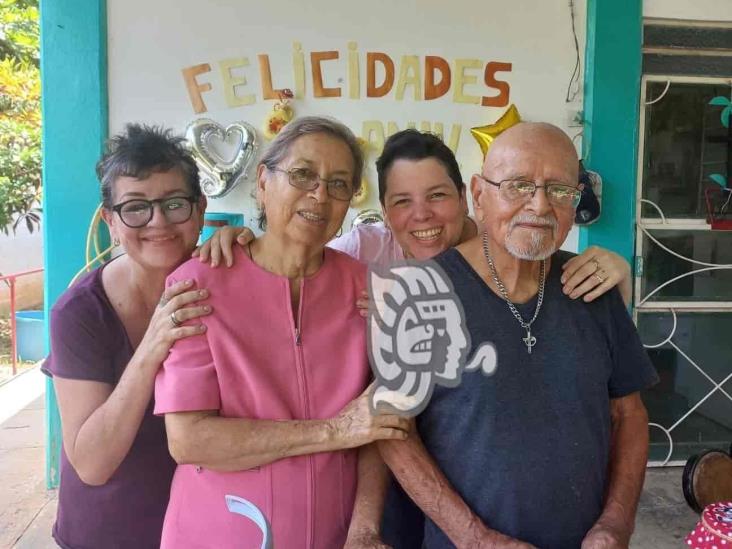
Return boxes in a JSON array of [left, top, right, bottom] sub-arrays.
[[470, 104, 522, 157]]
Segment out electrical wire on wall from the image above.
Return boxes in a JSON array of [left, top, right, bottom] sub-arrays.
[[565, 0, 585, 157], [566, 0, 582, 103]]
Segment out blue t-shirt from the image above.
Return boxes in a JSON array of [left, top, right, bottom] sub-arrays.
[[385, 248, 658, 549]]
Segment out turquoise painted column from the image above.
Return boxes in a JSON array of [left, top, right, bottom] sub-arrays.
[[40, 0, 107, 488], [580, 0, 642, 265]]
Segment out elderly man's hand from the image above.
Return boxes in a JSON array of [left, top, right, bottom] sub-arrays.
[[580, 522, 629, 549], [193, 225, 254, 267]]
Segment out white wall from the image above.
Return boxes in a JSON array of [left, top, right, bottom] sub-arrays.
[[0, 224, 42, 275], [108, 0, 586, 250], [644, 0, 732, 21], [0, 223, 44, 313]]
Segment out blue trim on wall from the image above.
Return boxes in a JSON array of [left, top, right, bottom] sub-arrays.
[[580, 0, 642, 266], [40, 0, 108, 489]]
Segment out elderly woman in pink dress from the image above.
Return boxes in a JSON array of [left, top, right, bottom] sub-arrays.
[[154, 116, 408, 549]]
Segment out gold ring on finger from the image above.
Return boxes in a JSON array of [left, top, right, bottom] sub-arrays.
[[591, 258, 601, 272], [593, 272, 607, 283], [170, 311, 182, 327]]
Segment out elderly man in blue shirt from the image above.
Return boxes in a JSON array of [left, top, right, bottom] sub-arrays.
[[379, 122, 658, 549]]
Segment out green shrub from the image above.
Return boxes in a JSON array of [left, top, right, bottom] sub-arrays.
[[0, 0, 40, 234]]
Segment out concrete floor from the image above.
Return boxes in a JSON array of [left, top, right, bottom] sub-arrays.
[[632, 468, 699, 548], [0, 369, 703, 548], [0, 367, 56, 548]]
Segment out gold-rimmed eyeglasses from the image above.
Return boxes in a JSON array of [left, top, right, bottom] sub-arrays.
[[477, 176, 583, 208], [269, 166, 355, 202]]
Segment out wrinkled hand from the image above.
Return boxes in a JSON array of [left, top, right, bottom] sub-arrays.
[[561, 245, 631, 303], [332, 383, 410, 448], [192, 226, 255, 267], [581, 523, 628, 549], [136, 279, 211, 367], [343, 530, 392, 549], [356, 290, 369, 318]]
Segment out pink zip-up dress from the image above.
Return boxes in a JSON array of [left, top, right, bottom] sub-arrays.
[[154, 247, 369, 549]]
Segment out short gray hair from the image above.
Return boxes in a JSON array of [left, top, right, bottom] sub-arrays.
[[256, 116, 363, 230]]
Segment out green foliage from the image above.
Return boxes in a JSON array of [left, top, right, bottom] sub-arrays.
[[0, 0, 40, 234]]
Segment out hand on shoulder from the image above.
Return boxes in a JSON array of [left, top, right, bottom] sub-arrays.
[[193, 226, 254, 267]]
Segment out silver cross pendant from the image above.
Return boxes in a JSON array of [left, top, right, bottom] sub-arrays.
[[523, 328, 537, 354]]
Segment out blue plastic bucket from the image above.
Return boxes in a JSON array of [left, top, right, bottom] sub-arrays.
[[200, 212, 245, 244], [15, 310, 45, 362]]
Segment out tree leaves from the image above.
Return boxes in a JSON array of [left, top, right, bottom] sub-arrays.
[[0, 0, 39, 67], [0, 0, 40, 234]]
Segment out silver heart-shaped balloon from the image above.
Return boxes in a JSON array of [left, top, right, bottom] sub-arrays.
[[198, 166, 249, 198], [186, 119, 257, 198]]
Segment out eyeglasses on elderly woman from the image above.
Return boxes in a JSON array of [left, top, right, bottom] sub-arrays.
[[111, 195, 198, 228], [269, 166, 355, 202]]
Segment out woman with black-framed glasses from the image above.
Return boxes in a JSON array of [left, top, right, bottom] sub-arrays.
[[111, 195, 200, 228], [42, 124, 212, 549]]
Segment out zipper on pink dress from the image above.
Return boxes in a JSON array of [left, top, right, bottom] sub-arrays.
[[290, 278, 314, 546]]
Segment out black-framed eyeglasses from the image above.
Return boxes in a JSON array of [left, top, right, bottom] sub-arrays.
[[477, 176, 583, 208], [269, 166, 355, 202], [111, 196, 198, 228]]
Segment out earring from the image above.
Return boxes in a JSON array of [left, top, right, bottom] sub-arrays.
[[113, 237, 120, 246]]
